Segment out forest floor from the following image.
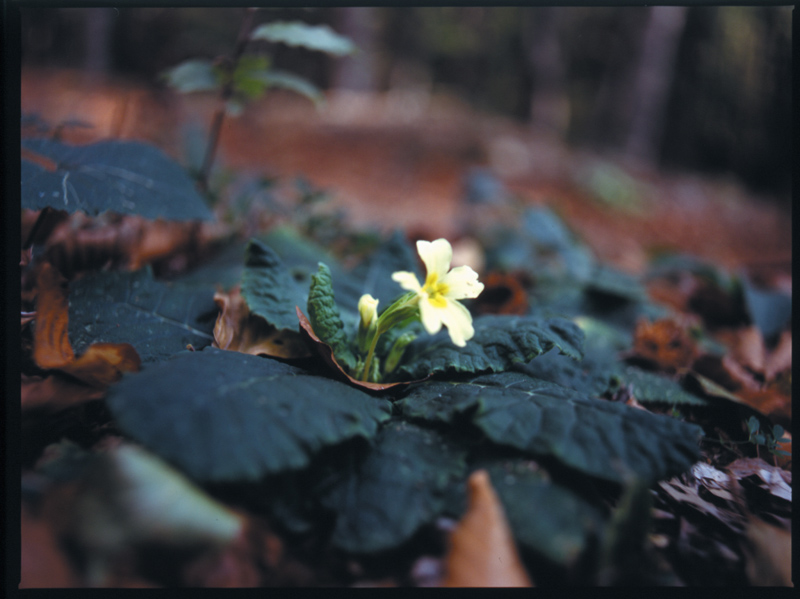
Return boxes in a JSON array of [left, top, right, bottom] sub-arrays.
[[21, 68, 791, 281], [19, 68, 793, 588]]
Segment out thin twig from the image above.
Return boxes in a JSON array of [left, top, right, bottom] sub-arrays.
[[198, 7, 259, 193]]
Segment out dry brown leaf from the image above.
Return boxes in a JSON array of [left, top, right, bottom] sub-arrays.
[[213, 287, 311, 359], [473, 272, 528, 316], [716, 325, 766, 374], [33, 262, 75, 369], [726, 458, 792, 502], [632, 318, 699, 373], [32, 261, 141, 389], [442, 470, 533, 587], [742, 516, 792, 586], [61, 342, 142, 388], [22, 373, 107, 412], [764, 330, 792, 381], [21, 502, 80, 588]]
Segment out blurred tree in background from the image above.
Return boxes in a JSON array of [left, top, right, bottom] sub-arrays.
[[20, 6, 791, 197]]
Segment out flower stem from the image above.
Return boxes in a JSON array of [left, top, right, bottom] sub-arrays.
[[360, 327, 381, 382]]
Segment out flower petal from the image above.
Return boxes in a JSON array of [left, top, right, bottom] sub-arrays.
[[442, 265, 485, 300], [419, 295, 444, 335], [417, 239, 452, 279], [392, 271, 422, 292], [438, 299, 475, 347]]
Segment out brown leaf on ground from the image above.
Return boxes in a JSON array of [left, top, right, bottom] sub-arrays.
[[741, 516, 793, 586], [31, 261, 141, 390], [442, 470, 533, 588], [61, 342, 142, 388], [473, 272, 528, 315], [213, 287, 311, 359], [764, 331, 791, 381], [297, 307, 425, 392], [726, 458, 792, 503], [21, 502, 80, 588], [22, 373, 107, 412], [632, 318, 699, 373], [33, 262, 75, 369], [716, 325, 766, 374]]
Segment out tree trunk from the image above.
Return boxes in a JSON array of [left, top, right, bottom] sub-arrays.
[[523, 8, 569, 138], [332, 7, 379, 91], [623, 6, 688, 163]]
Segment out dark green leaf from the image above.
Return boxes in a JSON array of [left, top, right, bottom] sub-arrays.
[[620, 367, 709, 406], [240, 239, 308, 332], [257, 227, 364, 315], [482, 461, 605, 565], [68, 267, 217, 364], [397, 372, 702, 483], [514, 349, 618, 397], [251, 21, 357, 56], [21, 139, 213, 221], [396, 314, 584, 380], [161, 59, 221, 93], [106, 348, 392, 481], [318, 421, 466, 553], [307, 263, 357, 371]]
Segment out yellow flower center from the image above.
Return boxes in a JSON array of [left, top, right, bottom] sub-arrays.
[[423, 273, 449, 308]]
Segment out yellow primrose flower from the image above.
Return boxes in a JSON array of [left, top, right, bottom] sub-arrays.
[[392, 239, 484, 347]]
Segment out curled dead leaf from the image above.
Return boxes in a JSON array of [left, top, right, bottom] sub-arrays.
[[213, 287, 311, 359], [443, 470, 533, 588], [297, 307, 424, 392], [473, 272, 528, 316], [32, 261, 141, 389], [33, 262, 75, 369], [632, 318, 699, 373], [741, 515, 792, 586], [21, 502, 80, 588], [22, 373, 107, 412]]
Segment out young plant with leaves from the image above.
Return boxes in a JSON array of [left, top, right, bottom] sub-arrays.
[[161, 7, 356, 191]]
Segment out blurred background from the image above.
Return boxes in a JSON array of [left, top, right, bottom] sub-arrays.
[[20, 6, 792, 196], [19, 7, 792, 274]]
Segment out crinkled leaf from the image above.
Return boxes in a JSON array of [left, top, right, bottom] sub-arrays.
[[21, 139, 213, 221], [307, 263, 357, 371], [106, 348, 392, 481], [397, 372, 702, 483], [620, 367, 709, 406], [396, 314, 584, 380], [257, 227, 363, 315], [240, 239, 308, 332], [251, 21, 357, 56], [161, 59, 221, 93], [514, 349, 619, 397], [481, 461, 605, 565], [68, 267, 217, 364], [318, 421, 466, 553]]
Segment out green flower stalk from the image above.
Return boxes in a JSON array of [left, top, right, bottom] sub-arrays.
[[358, 238, 484, 382]]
